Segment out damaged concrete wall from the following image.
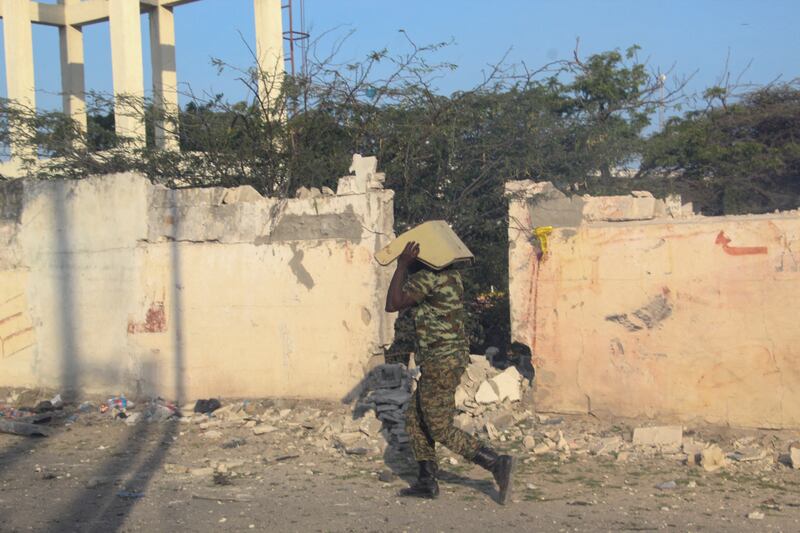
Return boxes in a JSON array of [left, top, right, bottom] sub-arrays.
[[507, 180, 800, 429], [0, 160, 395, 401]]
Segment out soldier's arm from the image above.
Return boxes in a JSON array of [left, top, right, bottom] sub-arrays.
[[385, 242, 420, 312]]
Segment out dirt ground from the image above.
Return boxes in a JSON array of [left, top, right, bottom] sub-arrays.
[[1, 396, 799, 533]]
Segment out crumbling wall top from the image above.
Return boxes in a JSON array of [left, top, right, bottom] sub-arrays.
[[506, 180, 694, 224]]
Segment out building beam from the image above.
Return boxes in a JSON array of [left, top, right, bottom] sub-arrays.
[[0, 1, 205, 26], [29, 2, 66, 26], [108, 0, 146, 145], [253, 0, 284, 117], [159, 1, 202, 7], [58, 0, 87, 134], [149, 4, 179, 149], [65, 0, 109, 26], [2, 0, 36, 158]]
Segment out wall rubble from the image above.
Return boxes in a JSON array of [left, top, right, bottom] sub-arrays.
[[0, 157, 395, 401], [507, 180, 800, 429]]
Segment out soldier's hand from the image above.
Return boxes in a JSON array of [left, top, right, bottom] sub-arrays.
[[398, 241, 420, 268]]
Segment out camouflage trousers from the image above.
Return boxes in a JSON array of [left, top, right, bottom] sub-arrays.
[[406, 355, 483, 463]]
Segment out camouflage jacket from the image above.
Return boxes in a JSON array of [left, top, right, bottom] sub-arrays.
[[403, 268, 470, 365]]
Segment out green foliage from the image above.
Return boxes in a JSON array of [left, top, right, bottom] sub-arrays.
[[641, 84, 800, 214]]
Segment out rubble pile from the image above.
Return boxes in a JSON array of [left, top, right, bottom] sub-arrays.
[[453, 356, 531, 440], [3, 377, 799, 483]]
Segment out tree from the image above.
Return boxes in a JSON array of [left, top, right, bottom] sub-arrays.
[[641, 83, 800, 214]]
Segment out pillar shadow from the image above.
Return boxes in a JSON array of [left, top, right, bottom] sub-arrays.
[[31, 185, 187, 532], [0, 180, 80, 483], [53, 180, 80, 399]]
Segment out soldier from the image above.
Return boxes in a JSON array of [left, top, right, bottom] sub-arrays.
[[384, 239, 516, 504]]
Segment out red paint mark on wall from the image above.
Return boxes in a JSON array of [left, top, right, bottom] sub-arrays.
[[127, 302, 167, 334], [715, 231, 767, 256]]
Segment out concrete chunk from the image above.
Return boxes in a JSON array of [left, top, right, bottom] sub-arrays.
[[632, 426, 682, 447], [589, 435, 622, 455], [790, 447, 800, 469], [533, 441, 554, 455], [475, 381, 500, 404], [523, 435, 536, 450], [488, 366, 522, 402], [700, 444, 727, 472], [729, 446, 767, 462]]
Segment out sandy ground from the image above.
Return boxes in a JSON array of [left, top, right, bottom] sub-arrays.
[[1, 398, 799, 533]]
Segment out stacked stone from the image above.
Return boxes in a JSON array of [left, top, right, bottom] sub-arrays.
[[362, 364, 412, 446]]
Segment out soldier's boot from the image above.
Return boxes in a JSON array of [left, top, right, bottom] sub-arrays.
[[473, 446, 516, 505], [398, 460, 439, 499]]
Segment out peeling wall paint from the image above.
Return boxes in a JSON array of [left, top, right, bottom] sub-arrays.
[[507, 180, 800, 429]]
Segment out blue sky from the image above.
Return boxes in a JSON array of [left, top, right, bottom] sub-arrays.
[[1, 0, 798, 112]]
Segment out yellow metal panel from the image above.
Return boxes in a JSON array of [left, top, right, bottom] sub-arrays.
[[374, 221, 474, 270]]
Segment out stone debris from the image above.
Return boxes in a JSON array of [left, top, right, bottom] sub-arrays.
[[632, 426, 683, 448], [790, 447, 800, 469], [589, 436, 622, 455], [533, 441, 554, 455], [488, 366, 523, 402], [450, 355, 531, 442], [475, 382, 500, 404], [682, 438, 708, 465], [252, 424, 277, 435], [190, 467, 214, 477], [522, 435, 536, 450], [8, 376, 800, 505], [700, 444, 727, 472], [747, 511, 765, 520], [729, 446, 767, 463], [164, 463, 190, 475]]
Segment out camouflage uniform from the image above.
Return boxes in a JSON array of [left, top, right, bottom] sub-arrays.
[[403, 268, 483, 463]]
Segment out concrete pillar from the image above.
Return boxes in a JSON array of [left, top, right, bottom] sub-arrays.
[[59, 0, 88, 134], [108, 0, 146, 145], [149, 5, 179, 150], [2, 0, 36, 158], [253, 0, 285, 116]]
